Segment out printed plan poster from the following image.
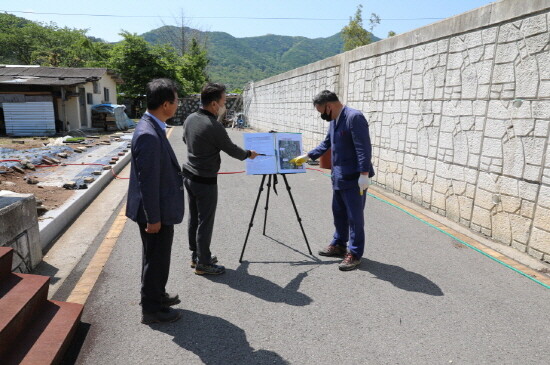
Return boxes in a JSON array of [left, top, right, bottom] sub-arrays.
[[244, 133, 306, 175]]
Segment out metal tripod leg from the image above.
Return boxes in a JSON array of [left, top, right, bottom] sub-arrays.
[[239, 174, 267, 263], [281, 174, 312, 255], [263, 174, 272, 235]]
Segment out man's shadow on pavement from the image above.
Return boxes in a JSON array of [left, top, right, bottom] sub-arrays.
[[149, 310, 289, 365], [205, 261, 315, 306], [359, 259, 444, 296]]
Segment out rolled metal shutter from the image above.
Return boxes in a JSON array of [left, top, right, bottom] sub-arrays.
[[3, 102, 56, 136]]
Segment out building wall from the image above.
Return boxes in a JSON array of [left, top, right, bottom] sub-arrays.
[[243, 0, 550, 262], [89, 77, 117, 125], [60, 88, 80, 131], [55, 75, 118, 130]]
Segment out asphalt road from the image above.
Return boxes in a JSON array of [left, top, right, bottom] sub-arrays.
[[73, 127, 550, 365]]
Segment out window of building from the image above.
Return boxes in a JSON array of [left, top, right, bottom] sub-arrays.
[[93, 81, 100, 94], [104, 88, 110, 102], [87, 93, 93, 105]]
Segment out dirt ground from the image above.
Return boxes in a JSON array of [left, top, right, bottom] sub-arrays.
[[0, 132, 123, 216], [0, 138, 49, 150], [0, 168, 74, 215], [0, 133, 114, 150]]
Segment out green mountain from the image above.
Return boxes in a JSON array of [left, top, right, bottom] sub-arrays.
[[141, 26, 379, 90]]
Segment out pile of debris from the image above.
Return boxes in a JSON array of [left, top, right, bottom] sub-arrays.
[[0, 132, 133, 216]]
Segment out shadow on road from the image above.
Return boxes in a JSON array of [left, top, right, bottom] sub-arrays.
[[359, 259, 444, 296], [149, 310, 289, 365], [206, 261, 313, 306], [33, 261, 61, 285]]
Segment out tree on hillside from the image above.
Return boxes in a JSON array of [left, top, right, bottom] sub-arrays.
[[0, 13, 110, 67], [179, 38, 209, 93], [30, 26, 109, 67], [388, 31, 396, 37], [159, 10, 207, 56], [341, 4, 380, 51], [109, 32, 180, 98], [0, 14, 45, 64]]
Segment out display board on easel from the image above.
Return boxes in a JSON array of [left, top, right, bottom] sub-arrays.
[[243, 133, 306, 175], [239, 132, 311, 262]]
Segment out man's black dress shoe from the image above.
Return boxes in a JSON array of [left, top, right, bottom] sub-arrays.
[[141, 307, 181, 324], [161, 292, 180, 306]]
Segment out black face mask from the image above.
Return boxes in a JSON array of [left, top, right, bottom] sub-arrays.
[[320, 105, 331, 121]]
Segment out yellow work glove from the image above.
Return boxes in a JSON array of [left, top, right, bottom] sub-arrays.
[[290, 154, 309, 166]]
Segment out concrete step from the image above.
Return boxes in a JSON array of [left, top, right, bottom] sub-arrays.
[[2, 300, 84, 365], [0, 273, 49, 358], [0, 247, 13, 282]]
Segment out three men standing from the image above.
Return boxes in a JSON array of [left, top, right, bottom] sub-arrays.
[[127, 81, 373, 325], [292, 90, 375, 271]]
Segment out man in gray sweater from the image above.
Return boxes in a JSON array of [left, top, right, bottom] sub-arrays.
[[182, 83, 258, 275]]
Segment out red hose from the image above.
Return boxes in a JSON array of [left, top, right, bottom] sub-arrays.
[[218, 171, 245, 174], [306, 167, 327, 173], [1, 161, 278, 179]]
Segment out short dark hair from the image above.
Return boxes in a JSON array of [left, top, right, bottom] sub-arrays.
[[201, 83, 226, 106], [146, 78, 178, 110], [313, 90, 339, 106]]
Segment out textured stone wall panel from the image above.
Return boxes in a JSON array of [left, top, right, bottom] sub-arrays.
[[243, 4, 550, 262]]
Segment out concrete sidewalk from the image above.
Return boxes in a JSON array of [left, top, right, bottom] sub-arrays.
[[72, 127, 550, 364]]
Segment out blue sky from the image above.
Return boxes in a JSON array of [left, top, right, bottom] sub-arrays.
[[4, 0, 497, 41]]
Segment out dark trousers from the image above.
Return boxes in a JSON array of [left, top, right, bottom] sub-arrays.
[[184, 178, 218, 264], [330, 186, 367, 258], [138, 223, 174, 313]]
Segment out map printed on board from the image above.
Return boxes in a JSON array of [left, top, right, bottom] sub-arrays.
[[243, 133, 306, 175]]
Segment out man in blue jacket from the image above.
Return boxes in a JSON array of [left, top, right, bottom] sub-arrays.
[[126, 78, 184, 323], [291, 90, 375, 271]]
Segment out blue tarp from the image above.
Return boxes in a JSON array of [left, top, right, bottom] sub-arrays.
[[91, 104, 136, 130]]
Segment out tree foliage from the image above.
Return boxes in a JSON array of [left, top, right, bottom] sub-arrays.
[[341, 5, 380, 51], [179, 38, 209, 93], [0, 13, 210, 98], [142, 26, 356, 90], [109, 32, 177, 98], [0, 14, 110, 67]]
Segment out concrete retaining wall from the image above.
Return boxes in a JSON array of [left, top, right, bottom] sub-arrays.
[[243, 0, 550, 262], [0, 191, 42, 272]]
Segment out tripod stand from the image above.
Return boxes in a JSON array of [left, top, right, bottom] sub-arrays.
[[239, 174, 312, 262]]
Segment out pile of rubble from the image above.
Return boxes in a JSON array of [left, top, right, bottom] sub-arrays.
[[0, 132, 132, 215]]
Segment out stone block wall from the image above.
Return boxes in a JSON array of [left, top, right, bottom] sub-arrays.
[[172, 94, 242, 125], [243, 0, 550, 262]]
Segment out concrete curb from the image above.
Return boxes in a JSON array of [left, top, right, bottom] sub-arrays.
[[38, 151, 132, 250]]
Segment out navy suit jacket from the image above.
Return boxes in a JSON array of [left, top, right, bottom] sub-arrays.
[[126, 114, 184, 225], [308, 106, 375, 190]]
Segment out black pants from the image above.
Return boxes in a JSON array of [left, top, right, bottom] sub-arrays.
[[184, 178, 218, 265], [138, 223, 174, 313]]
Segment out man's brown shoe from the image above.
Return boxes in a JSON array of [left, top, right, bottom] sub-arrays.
[[338, 253, 361, 271], [318, 245, 347, 257]]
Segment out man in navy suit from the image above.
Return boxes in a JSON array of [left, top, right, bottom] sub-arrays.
[[291, 90, 375, 271], [126, 78, 184, 323]]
